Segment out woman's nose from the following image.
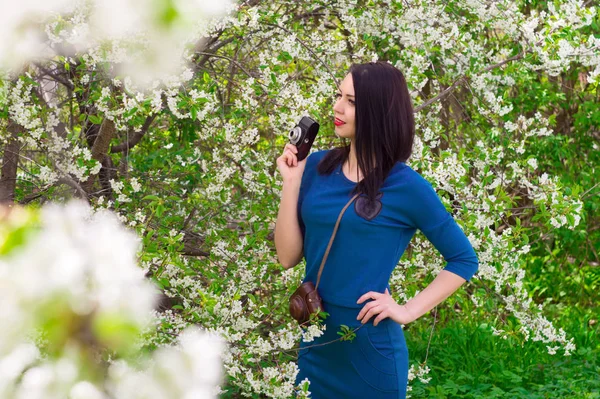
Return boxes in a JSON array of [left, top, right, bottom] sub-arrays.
[[333, 100, 342, 113]]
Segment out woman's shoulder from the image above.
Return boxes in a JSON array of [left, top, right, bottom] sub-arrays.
[[303, 149, 331, 172], [299, 149, 329, 188], [307, 148, 330, 162], [386, 161, 436, 191]]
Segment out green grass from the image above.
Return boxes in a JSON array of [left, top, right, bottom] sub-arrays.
[[406, 266, 600, 398]]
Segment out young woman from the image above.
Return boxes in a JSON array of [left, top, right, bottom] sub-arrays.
[[274, 61, 479, 398]]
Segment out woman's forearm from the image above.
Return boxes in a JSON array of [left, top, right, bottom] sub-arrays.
[[402, 270, 467, 323], [274, 179, 304, 269]]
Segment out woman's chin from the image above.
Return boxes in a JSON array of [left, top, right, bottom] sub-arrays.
[[335, 131, 354, 139], [334, 126, 354, 138]]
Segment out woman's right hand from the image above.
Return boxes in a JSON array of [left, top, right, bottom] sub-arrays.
[[276, 143, 307, 184]]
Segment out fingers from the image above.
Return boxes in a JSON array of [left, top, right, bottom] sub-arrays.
[[279, 150, 296, 167], [284, 143, 298, 154], [373, 310, 389, 326], [358, 304, 383, 324], [356, 301, 374, 321], [354, 288, 397, 325], [286, 150, 297, 167], [282, 144, 298, 167], [356, 300, 381, 321], [356, 291, 382, 304]]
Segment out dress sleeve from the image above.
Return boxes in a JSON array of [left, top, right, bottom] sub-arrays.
[[407, 174, 479, 281]]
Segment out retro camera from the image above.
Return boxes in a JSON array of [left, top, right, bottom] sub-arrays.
[[288, 116, 320, 162]]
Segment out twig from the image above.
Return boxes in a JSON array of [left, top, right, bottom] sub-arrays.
[[110, 114, 157, 153], [424, 306, 437, 363], [582, 181, 600, 198], [278, 324, 367, 354], [33, 63, 74, 90]]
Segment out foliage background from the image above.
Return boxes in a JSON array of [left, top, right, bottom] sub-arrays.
[[0, 0, 598, 397]]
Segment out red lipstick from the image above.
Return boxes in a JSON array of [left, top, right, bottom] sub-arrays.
[[334, 118, 346, 126]]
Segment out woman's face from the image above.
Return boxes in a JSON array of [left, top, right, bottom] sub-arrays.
[[333, 73, 356, 140]]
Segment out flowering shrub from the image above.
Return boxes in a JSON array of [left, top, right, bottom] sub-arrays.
[[0, 0, 598, 397]]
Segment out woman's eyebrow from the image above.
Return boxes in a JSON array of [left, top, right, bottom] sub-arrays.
[[336, 90, 355, 98]]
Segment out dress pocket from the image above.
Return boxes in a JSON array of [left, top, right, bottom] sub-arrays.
[[349, 326, 399, 393], [366, 323, 395, 360]]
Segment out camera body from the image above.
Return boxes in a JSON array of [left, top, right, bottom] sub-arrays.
[[288, 116, 319, 162]]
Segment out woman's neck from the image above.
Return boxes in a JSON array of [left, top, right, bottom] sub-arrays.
[[346, 142, 363, 180]]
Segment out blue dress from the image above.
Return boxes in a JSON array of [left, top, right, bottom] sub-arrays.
[[294, 149, 479, 398]]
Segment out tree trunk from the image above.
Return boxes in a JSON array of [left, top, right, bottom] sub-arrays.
[[0, 121, 22, 204], [82, 118, 116, 195]]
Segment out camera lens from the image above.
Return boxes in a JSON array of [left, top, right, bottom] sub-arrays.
[[289, 126, 302, 144]]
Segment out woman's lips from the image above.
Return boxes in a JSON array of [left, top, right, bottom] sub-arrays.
[[334, 118, 346, 126]]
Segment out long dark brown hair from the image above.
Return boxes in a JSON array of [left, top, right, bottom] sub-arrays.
[[318, 61, 415, 201]]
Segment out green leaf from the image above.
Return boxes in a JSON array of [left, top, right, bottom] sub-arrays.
[[89, 115, 102, 125], [142, 195, 160, 201]]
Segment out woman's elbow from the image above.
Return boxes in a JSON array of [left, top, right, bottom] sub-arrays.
[[276, 250, 303, 270]]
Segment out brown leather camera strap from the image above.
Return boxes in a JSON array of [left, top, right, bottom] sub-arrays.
[[315, 192, 361, 291]]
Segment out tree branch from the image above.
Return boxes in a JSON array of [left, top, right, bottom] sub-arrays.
[[180, 249, 210, 257], [57, 176, 88, 199], [110, 114, 157, 153], [33, 63, 74, 90]]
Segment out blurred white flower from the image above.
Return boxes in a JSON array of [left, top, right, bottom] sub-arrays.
[[0, 0, 234, 88], [0, 344, 40, 395], [107, 326, 225, 399], [0, 201, 158, 358], [0, 201, 225, 398], [15, 356, 79, 399], [70, 381, 107, 399], [0, 0, 73, 70]]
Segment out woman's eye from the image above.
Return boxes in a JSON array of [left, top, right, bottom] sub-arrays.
[[334, 93, 354, 105]]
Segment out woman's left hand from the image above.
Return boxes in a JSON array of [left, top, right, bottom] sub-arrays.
[[356, 288, 415, 326]]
